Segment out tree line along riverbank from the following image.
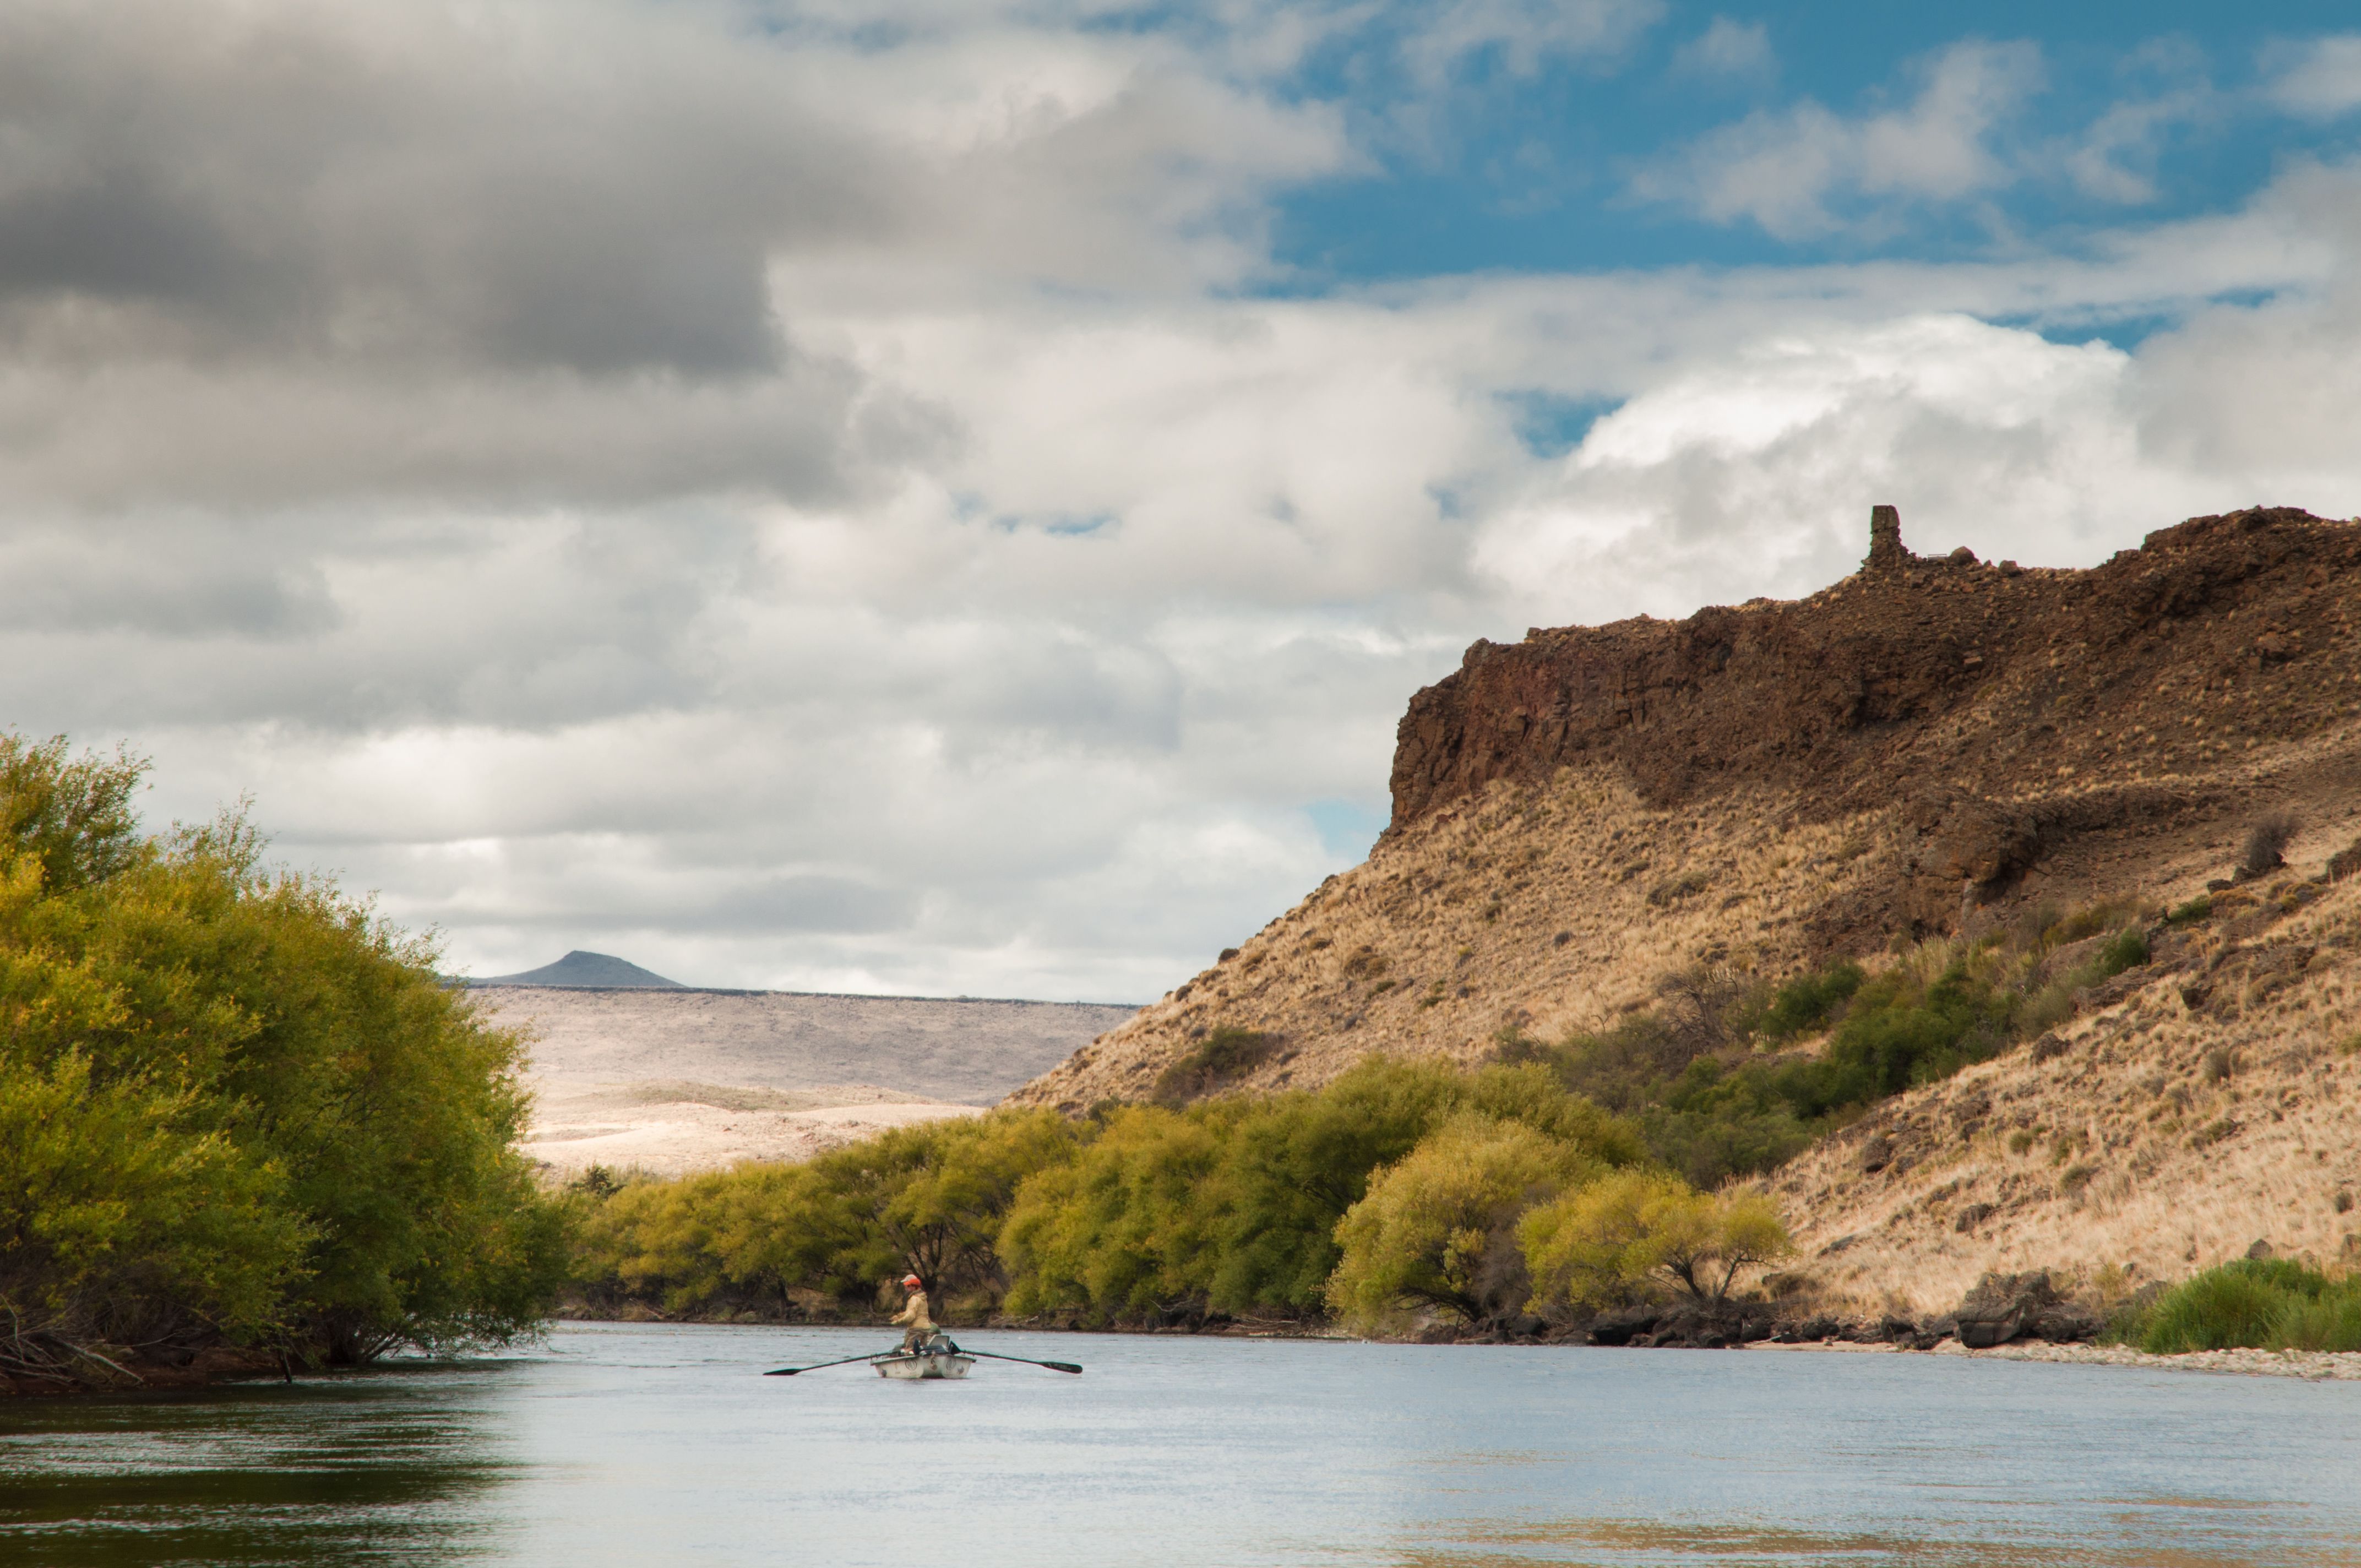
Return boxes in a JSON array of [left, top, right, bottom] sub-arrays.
[[8, 731, 2357, 1396]]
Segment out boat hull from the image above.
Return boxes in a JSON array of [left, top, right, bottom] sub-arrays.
[[874, 1352, 973, 1380]]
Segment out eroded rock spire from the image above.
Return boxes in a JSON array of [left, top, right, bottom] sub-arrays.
[[1865, 503, 1909, 573]]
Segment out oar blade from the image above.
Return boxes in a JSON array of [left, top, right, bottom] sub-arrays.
[[762, 1348, 891, 1377], [1042, 1361, 1083, 1374]]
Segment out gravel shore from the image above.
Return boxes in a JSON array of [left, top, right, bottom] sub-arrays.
[[1928, 1338, 2361, 1380]]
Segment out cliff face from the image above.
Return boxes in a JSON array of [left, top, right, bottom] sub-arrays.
[[1389, 505, 2361, 945], [1010, 505, 2361, 1114]]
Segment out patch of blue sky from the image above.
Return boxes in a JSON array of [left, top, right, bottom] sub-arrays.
[[1498, 391, 1625, 459], [1304, 797, 1391, 861], [977, 508, 1117, 536], [1247, 3, 2361, 288], [2014, 311, 2183, 356]]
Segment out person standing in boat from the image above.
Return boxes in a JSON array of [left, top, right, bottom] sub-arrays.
[[890, 1273, 935, 1352]]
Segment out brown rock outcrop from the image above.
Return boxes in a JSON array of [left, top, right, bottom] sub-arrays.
[[1388, 505, 2359, 841]]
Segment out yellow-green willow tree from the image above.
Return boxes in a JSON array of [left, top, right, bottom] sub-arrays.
[[1518, 1168, 1794, 1312], [0, 734, 568, 1383]]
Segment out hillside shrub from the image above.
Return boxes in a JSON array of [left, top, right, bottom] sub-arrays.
[[1525, 899, 2153, 1184], [2241, 810, 2299, 878], [1766, 960, 2009, 1120], [1757, 961, 1865, 1040], [1634, 1059, 1816, 1190], [1151, 1025, 1280, 1104]]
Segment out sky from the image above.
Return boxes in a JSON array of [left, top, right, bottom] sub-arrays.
[[4, 1, 2359, 1001]]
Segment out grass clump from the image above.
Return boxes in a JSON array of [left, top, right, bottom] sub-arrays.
[[2118, 1259, 2361, 1353]]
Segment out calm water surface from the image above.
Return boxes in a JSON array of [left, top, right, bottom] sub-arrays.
[[4, 1324, 2359, 1567]]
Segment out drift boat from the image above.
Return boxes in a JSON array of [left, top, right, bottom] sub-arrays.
[[873, 1337, 975, 1380], [762, 1335, 1080, 1379]]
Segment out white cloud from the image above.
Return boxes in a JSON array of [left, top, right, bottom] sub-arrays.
[[1631, 40, 2041, 237], [2267, 35, 2361, 119], [1472, 314, 2180, 619], [1672, 17, 1772, 80], [2058, 88, 2208, 205], [7, 2, 2361, 1001], [1403, 0, 1665, 84]]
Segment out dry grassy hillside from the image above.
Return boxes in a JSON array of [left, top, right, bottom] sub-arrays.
[[1777, 863, 2361, 1313], [1010, 770, 1891, 1107], [1014, 507, 2361, 1115]]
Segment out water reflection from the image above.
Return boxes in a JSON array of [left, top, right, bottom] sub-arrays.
[[0, 1367, 519, 1567]]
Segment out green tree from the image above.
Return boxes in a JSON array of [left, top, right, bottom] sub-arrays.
[[0, 733, 148, 892], [1519, 1169, 1793, 1311], [858, 1109, 1080, 1303], [1325, 1114, 1605, 1332], [0, 733, 570, 1378], [1201, 1057, 1475, 1315], [582, 1109, 1085, 1320], [1000, 1104, 1237, 1321]]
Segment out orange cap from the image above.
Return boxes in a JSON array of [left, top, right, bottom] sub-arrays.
[[902, 1274, 923, 1288]]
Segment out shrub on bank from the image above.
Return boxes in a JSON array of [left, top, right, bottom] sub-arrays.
[[1151, 1025, 1281, 1104], [1323, 1115, 1608, 1331], [577, 1108, 1082, 1319], [2118, 1259, 2361, 1353], [1519, 1169, 1793, 1312]]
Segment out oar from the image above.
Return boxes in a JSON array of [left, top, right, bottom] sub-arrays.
[[763, 1349, 892, 1376], [959, 1348, 1083, 1375]]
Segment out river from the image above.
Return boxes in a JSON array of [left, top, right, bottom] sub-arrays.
[[5, 1324, 2359, 1566]]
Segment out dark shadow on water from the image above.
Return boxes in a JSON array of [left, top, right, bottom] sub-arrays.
[[0, 1364, 524, 1567]]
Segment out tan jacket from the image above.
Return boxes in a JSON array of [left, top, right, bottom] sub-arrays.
[[892, 1289, 933, 1332]]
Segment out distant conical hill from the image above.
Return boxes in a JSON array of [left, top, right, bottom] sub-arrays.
[[472, 950, 686, 988]]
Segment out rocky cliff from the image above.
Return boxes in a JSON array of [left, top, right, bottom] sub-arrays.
[[1011, 505, 2361, 1111], [1389, 503, 2361, 943]]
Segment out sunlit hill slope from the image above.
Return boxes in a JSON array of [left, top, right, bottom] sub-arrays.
[[1010, 505, 2361, 1295]]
